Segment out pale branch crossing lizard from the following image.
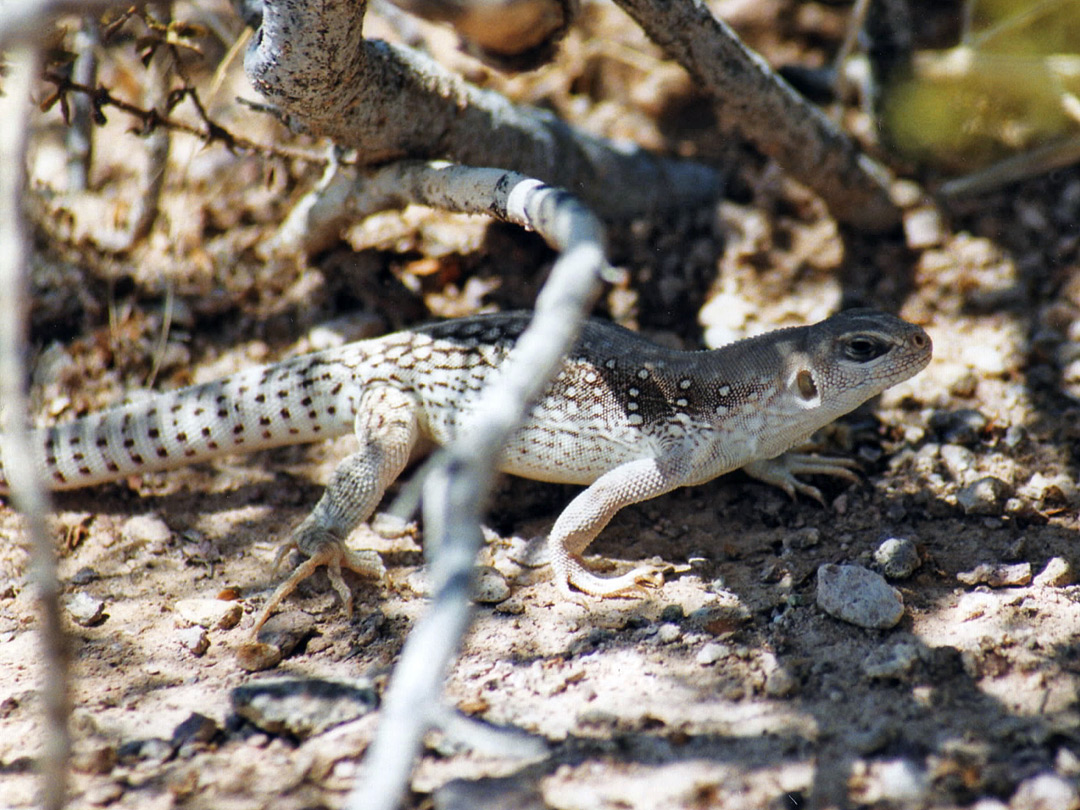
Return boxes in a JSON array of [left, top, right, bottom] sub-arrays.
[[0, 309, 931, 626]]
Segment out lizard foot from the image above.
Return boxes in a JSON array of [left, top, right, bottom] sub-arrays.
[[742, 453, 861, 505], [556, 555, 666, 600], [254, 535, 386, 633]]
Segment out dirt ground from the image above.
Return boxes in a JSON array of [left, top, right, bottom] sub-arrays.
[[2, 1, 1080, 808]]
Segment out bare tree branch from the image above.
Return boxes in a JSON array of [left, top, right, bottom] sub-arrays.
[[0, 44, 71, 810], [340, 163, 609, 810], [609, 0, 901, 233], [245, 0, 721, 219]]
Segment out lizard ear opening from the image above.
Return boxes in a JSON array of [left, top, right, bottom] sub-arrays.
[[796, 369, 819, 403]]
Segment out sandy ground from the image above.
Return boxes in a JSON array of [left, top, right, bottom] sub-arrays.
[[2, 1, 1080, 809]]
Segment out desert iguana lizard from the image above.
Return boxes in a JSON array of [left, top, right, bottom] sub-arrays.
[[0, 309, 931, 627]]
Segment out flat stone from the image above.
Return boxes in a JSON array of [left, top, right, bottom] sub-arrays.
[[175, 597, 242, 630], [1034, 557, 1073, 588], [957, 562, 1032, 588], [817, 564, 904, 629], [231, 678, 378, 739]]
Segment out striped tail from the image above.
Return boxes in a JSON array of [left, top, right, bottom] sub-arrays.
[[0, 353, 360, 493]]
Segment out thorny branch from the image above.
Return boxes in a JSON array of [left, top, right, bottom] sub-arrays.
[[41, 72, 330, 166], [339, 162, 610, 810], [0, 46, 70, 810]]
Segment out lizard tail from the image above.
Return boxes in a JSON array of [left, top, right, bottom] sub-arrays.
[[0, 354, 358, 493]]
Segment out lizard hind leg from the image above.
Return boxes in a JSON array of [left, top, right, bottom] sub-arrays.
[[254, 386, 419, 633], [547, 457, 682, 601]]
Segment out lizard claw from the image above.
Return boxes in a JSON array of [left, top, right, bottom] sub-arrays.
[[255, 530, 386, 634], [555, 556, 666, 599]]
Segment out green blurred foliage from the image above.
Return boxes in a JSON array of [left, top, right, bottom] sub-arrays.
[[882, 0, 1080, 172]]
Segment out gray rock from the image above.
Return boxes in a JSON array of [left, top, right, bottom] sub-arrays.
[[232, 678, 378, 739], [816, 564, 904, 629], [957, 477, 1011, 516]]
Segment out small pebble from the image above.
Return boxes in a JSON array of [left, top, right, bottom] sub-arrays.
[[939, 445, 977, 484], [763, 665, 798, 697], [1003, 425, 1028, 451], [657, 623, 682, 644], [957, 477, 1011, 516], [873, 759, 929, 804], [1019, 472, 1079, 508], [903, 206, 946, 249], [85, 781, 124, 806], [236, 610, 317, 672], [71, 743, 117, 775], [236, 642, 282, 672], [171, 713, 220, 747], [1008, 773, 1080, 810], [472, 566, 510, 604], [874, 538, 921, 580], [957, 562, 1032, 587], [929, 409, 988, 445], [696, 642, 731, 666], [816, 564, 904, 629], [175, 598, 242, 630], [176, 626, 209, 656], [120, 514, 172, 551], [70, 567, 99, 586], [659, 604, 685, 623], [783, 527, 821, 551], [862, 641, 921, 680], [1034, 557, 1074, 588], [66, 592, 106, 627], [962, 344, 1007, 375]]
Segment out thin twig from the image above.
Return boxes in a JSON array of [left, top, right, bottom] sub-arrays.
[[42, 73, 331, 166], [342, 163, 609, 810], [0, 45, 71, 810]]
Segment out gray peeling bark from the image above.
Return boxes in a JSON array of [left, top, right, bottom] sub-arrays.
[[611, 0, 901, 233], [245, 0, 719, 219]]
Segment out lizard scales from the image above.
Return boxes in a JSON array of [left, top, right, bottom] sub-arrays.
[[0, 309, 932, 623]]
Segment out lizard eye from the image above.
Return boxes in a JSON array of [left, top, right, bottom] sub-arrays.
[[843, 335, 889, 362]]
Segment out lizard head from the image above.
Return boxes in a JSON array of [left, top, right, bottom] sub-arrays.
[[790, 308, 932, 417]]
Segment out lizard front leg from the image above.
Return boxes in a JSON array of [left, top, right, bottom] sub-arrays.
[[547, 457, 685, 598], [255, 387, 420, 630]]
